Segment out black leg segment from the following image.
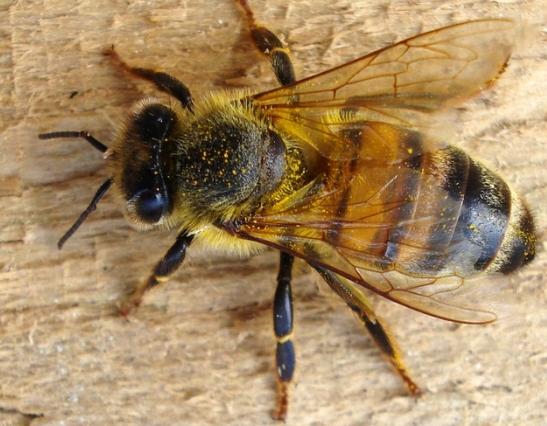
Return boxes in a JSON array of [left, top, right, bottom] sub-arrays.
[[272, 251, 295, 421], [105, 48, 194, 111], [250, 26, 296, 86], [361, 314, 395, 358], [273, 252, 294, 337], [152, 232, 194, 281], [275, 340, 295, 382], [119, 230, 194, 316], [237, 0, 296, 87]]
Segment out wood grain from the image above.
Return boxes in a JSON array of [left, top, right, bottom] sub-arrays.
[[0, 1, 545, 425]]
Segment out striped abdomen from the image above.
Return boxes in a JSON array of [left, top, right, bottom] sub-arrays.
[[318, 123, 536, 278], [383, 144, 536, 277]]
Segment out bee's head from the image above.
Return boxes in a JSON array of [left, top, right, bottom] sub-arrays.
[[39, 100, 181, 249], [110, 100, 180, 230]]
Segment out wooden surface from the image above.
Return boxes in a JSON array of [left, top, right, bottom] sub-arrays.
[[1, 1, 546, 425]]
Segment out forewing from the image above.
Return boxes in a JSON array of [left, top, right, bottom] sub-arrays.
[[230, 20, 516, 322], [230, 122, 503, 324], [252, 19, 515, 159]]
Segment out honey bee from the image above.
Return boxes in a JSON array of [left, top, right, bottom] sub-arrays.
[[39, 0, 535, 421]]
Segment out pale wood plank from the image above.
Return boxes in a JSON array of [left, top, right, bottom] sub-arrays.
[[0, 1, 545, 425]]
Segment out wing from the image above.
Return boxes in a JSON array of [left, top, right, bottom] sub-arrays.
[[228, 121, 505, 324], [252, 19, 515, 159], [228, 20, 516, 323]]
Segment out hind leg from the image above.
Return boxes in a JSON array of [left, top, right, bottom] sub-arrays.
[[315, 267, 421, 396]]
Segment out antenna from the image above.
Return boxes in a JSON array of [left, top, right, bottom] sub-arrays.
[[39, 131, 112, 248], [57, 179, 113, 249], [39, 131, 108, 153]]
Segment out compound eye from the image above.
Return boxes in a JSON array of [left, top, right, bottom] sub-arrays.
[[134, 190, 166, 223]]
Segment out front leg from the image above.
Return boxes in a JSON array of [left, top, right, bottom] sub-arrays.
[[272, 252, 295, 421], [119, 231, 194, 316], [104, 48, 194, 111]]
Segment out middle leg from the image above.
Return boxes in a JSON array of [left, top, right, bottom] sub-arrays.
[[272, 251, 295, 421], [236, 0, 296, 86]]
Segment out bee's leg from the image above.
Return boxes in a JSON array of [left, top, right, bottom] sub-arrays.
[[119, 231, 194, 317], [236, 0, 296, 86], [314, 267, 422, 396], [104, 48, 194, 111], [272, 251, 296, 421]]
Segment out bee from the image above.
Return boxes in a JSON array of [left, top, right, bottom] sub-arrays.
[[39, 0, 536, 421]]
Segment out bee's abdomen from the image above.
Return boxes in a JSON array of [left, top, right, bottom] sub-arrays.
[[320, 123, 535, 278], [407, 146, 536, 276]]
